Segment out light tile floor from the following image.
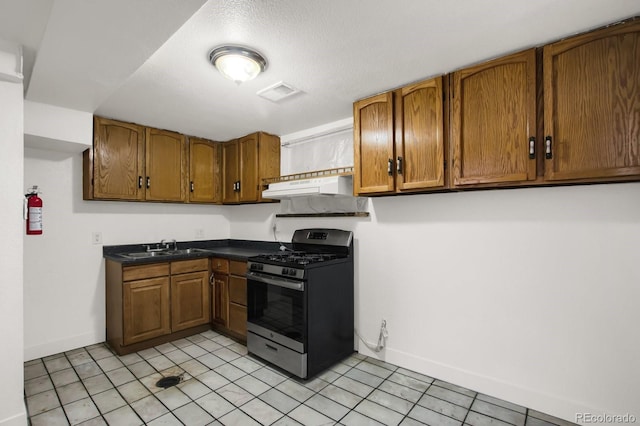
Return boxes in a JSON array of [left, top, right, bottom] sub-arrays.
[[24, 330, 578, 426]]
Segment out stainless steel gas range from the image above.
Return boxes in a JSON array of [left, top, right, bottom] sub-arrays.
[[246, 228, 354, 379]]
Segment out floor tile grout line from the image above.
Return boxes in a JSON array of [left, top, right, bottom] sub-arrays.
[[82, 344, 145, 425], [396, 377, 434, 426], [331, 357, 413, 425], [39, 352, 74, 425], [468, 394, 530, 426], [125, 331, 280, 424], [26, 335, 573, 426], [128, 335, 244, 424], [461, 392, 479, 425]]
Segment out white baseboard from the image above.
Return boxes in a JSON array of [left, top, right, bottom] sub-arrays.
[[0, 407, 27, 426], [24, 331, 103, 361], [357, 343, 596, 425]]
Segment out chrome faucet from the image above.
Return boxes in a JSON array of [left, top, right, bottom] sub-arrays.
[[160, 239, 178, 250]]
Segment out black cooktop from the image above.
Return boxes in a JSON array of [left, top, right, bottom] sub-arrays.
[[251, 251, 344, 267]]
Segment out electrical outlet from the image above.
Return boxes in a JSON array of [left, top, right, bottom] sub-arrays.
[[92, 232, 102, 245], [195, 228, 204, 238]]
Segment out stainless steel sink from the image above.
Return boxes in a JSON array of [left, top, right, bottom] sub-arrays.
[[118, 247, 212, 259], [119, 251, 171, 259], [170, 248, 212, 255]]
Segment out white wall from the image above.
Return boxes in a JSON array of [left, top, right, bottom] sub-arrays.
[[24, 101, 92, 152], [20, 109, 640, 424], [0, 54, 27, 425], [229, 183, 640, 424], [23, 148, 231, 360]]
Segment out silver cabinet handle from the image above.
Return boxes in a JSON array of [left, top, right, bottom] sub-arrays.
[[545, 136, 553, 159], [529, 137, 535, 159]]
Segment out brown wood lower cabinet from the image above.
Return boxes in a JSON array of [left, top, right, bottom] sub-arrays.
[[228, 269, 247, 337], [170, 259, 210, 332], [212, 273, 228, 326], [123, 276, 170, 345], [106, 258, 211, 355], [210, 258, 247, 340]]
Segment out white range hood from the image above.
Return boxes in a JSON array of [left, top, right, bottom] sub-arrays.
[[262, 175, 353, 199]]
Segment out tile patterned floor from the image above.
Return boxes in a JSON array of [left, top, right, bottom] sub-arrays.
[[24, 330, 577, 426]]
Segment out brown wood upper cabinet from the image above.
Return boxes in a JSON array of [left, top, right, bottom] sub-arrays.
[[88, 117, 187, 202], [451, 49, 537, 187], [92, 117, 145, 200], [354, 76, 445, 195], [222, 132, 280, 203], [188, 137, 221, 203], [145, 128, 187, 202], [543, 20, 640, 182], [396, 78, 445, 191]]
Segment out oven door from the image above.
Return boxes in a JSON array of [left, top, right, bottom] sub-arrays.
[[246, 270, 306, 353]]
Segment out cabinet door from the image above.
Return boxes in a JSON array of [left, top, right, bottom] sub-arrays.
[[93, 117, 145, 200], [228, 303, 247, 337], [451, 49, 537, 186], [171, 271, 210, 332], [146, 128, 187, 201], [256, 132, 281, 202], [123, 277, 170, 345], [228, 275, 247, 305], [354, 92, 395, 195], [212, 273, 228, 326], [189, 137, 221, 203], [544, 20, 640, 181], [395, 77, 445, 191], [238, 134, 259, 202], [222, 140, 239, 203]]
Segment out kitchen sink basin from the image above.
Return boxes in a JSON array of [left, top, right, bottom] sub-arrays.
[[117, 248, 212, 259], [170, 248, 213, 255], [119, 251, 172, 259]]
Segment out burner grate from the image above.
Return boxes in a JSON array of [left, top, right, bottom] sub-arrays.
[[261, 252, 340, 265]]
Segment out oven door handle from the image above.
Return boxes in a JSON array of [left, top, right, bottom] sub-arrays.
[[247, 271, 305, 291]]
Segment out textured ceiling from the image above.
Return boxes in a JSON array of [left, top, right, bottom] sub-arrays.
[[2, 0, 640, 141]]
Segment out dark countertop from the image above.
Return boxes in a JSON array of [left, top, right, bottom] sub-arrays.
[[103, 239, 286, 265]]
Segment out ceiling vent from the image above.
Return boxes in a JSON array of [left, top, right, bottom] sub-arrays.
[[257, 81, 301, 103]]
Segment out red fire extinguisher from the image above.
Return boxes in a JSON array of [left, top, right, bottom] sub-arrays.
[[25, 185, 43, 235]]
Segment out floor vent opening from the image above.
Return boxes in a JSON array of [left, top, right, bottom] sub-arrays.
[[155, 376, 182, 389]]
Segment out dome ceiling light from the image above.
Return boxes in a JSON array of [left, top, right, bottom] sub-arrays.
[[209, 45, 267, 84]]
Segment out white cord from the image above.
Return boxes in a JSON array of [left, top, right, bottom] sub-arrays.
[[272, 217, 292, 251], [355, 320, 388, 353]]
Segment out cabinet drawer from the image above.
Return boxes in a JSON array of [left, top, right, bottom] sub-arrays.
[[229, 276, 247, 306], [211, 257, 229, 274], [123, 263, 170, 281], [171, 258, 209, 274], [230, 260, 247, 276], [228, 303, 247, 336]]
